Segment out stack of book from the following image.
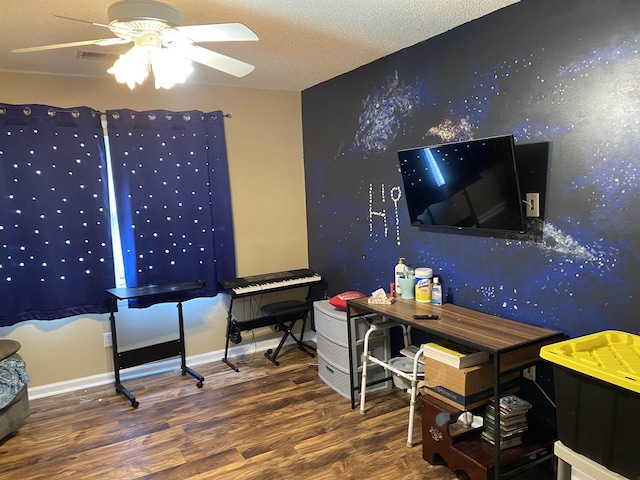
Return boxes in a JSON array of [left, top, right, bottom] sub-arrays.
[[419, 340, 490, 369], [482, 394, 532, 449]]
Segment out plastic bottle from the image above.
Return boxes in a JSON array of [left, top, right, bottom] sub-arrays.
[[394, 258, 406, 296], [414, 267, 433, 303], [431, 277, 442, 305]]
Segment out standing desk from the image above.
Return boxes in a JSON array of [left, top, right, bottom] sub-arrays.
[[106, 280, 205, 408], [346, 297, 563, 480]]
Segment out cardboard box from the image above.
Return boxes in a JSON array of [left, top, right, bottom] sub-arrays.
[[419, 357, 520, 411]]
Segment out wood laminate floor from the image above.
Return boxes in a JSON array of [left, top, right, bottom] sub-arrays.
[[0, 345, 555, 479]]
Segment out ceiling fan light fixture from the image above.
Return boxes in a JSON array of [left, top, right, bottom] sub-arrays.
[[107, 45, 150, 89], [107, 44, 193, 90], [150, 47, 193, 89]]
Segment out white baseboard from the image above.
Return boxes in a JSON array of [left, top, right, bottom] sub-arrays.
[[28, 334, 316, 400]]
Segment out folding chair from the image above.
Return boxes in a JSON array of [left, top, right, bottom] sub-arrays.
[[261, 280, 328, 366]]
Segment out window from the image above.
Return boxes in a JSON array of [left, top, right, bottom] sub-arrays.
[[0, 105, 114, 325], [0, 104, 236, 327]]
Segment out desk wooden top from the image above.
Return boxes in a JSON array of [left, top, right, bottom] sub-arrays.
[[106, 280, 205, 300], [347, 297, 562, 354]]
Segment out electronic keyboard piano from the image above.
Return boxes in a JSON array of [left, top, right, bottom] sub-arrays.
[[219, 268, 324, 371], [220, 268, 323, 297]]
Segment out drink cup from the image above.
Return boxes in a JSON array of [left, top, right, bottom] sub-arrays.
[[399, 276, 415, 299]]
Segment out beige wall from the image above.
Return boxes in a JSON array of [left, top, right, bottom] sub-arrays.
[[0, 72, 309, 389]]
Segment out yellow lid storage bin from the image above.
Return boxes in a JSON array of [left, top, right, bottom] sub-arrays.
[[540, 330, 640, 479], [539, 330, 640, 393]]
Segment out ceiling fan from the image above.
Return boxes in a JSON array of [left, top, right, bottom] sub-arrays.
[[11, 0, 259, 89]]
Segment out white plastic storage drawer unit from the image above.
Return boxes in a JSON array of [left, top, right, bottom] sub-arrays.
[[314, 299, 392, 399]]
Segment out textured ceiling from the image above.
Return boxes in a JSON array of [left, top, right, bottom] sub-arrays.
[[0, 0, 519, 92]]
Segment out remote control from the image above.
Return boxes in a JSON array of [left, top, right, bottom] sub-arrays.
[[413, 314, 439, 320]]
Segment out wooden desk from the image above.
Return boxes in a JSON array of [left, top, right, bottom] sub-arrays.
[[106, 280, 205, 408], [346, 297, 563, 480]]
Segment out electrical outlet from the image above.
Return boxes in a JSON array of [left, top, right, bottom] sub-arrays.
[[523, 366, 536, 381], [525, 193, 540, 217], [103, 332, 112, 348]]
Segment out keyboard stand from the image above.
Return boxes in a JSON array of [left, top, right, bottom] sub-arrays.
[[219, 269, 324, 372], [222, 302, 278, 372]]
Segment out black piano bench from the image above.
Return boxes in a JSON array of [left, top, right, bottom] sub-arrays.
[[261, 299, 316, 366]]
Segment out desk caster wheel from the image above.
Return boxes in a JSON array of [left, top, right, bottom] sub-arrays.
[[131, 400, 139, 409], [196, 381, 203, 388]]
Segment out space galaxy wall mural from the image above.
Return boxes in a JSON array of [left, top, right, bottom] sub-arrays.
[[301, 0, 640, 338]]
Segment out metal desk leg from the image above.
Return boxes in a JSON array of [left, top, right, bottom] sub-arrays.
[[493, 352, 502, 479], [177, 302, 204, 387], [222, 297, 240, 372], [109, 301, 139, 409], [347, 308, 356, 409]]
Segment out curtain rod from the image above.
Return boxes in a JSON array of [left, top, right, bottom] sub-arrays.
[[0, 104, 100, 118], [106, 110, 231, 121], [0, 103, 231, 120]]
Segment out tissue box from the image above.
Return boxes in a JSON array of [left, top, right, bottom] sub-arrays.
[[367, 297, 395, 305], [367, 289, 395, 304]]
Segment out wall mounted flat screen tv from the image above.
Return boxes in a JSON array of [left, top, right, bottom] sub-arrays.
[[397, 135, 526, 234]]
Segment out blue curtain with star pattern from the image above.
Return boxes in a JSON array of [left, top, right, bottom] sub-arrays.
[[0, 104, 115, 326], [106, 109, 235, 306]]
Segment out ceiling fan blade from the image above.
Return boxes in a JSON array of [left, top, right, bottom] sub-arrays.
[[183, 44, 255, 77], [175, 23, 258, 43], [11, 38, 131, 53], [55, 14, 113, 29], [54, 15, 141, 37]]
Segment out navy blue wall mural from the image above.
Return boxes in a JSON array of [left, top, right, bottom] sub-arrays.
[[301, 0, 640, 338]]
